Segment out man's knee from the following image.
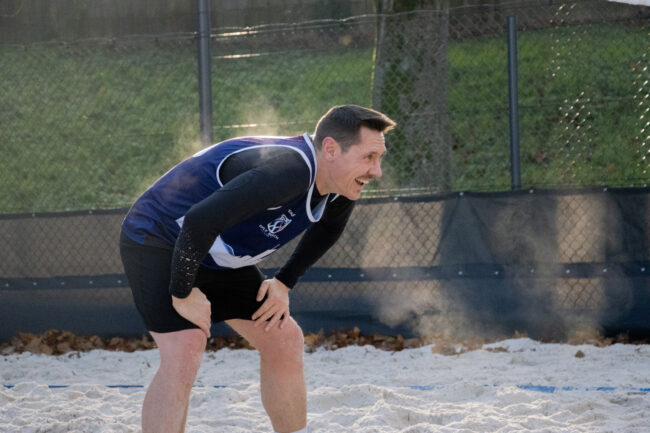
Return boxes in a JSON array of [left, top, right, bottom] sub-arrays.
[[153, 329, 206, 382], [258, 320, 304, 365]]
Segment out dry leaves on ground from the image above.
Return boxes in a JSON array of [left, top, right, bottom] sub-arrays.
[[0, 328, 644, 357]]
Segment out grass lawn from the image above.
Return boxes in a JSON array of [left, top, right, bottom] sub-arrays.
[[0, 20, 646, 212]]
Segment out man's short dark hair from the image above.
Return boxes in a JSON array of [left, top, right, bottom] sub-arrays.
[[313, 105, 396, 152]]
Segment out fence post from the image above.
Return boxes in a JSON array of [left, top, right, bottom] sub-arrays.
[[197, 0, 214, 147], [507, 16, 521, 190]]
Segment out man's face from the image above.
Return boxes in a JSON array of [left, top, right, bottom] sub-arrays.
[[327, 126, 386, 200]]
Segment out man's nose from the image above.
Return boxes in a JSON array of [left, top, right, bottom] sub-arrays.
[[370, 160, 382, 178]]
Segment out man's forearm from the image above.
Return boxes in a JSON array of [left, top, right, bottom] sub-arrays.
[[275, 222, 346, 289]]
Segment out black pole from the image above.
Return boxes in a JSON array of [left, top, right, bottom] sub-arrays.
[[197, 0, 213, 147], [507, 16, 521, 190]]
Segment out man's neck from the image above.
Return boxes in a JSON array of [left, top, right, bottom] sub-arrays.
[[314, 151, 332, 196]]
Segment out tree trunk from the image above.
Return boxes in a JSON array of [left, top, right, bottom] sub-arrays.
[[372, 0, 452, 193]]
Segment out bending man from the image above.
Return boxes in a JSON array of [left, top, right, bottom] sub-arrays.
[[119, 104, 395, 433]]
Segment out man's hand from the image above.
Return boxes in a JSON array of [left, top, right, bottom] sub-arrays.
[[172, 287, 212, 338], [251, 278, 290, 332]]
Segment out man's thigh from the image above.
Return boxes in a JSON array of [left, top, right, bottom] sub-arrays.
[[119, 233, 198, 333], [226, 317, 303, 353]]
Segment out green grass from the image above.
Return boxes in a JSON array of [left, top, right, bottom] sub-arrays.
[[0, 43, 374, 212], [448, 23, 648, 191], [0, 42, 200, 211], [0, 21, 647, 213]]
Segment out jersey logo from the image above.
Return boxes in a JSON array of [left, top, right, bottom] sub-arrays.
[[267, 214, 292, 234]]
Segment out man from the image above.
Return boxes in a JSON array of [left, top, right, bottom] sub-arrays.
[[119, 105, 395, 433]]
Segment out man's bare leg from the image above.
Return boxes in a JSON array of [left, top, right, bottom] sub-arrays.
[[142, 328, 206, 433], [227, 318, 306, 433]]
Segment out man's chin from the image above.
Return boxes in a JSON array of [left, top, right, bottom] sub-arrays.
[[342, 191, 362, 201]]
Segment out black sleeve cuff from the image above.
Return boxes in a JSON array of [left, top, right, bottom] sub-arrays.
[[274, 269, 298, 290]]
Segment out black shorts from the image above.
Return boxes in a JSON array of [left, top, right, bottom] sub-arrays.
[[119, 231, 266, 333]]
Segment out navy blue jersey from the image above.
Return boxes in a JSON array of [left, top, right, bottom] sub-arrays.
[[122, 133, 331, 270]]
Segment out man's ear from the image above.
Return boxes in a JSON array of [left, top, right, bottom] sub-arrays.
[[321, 137, 340, 161]]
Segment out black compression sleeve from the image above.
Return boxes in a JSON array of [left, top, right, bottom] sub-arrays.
[[169, 150, 310, 298], [274, 196, 355, 289]]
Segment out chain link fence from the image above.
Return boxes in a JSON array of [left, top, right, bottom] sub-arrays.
[[0, 0, 648, 339], [372, 0, 649, 192], [1, 0, 647, 211]]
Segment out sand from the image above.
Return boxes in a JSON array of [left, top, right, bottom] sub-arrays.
[[1, 338, 648, 432]]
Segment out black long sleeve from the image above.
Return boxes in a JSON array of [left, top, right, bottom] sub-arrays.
[[274, 195, 355, 288], [169, 149, 310, 298]]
